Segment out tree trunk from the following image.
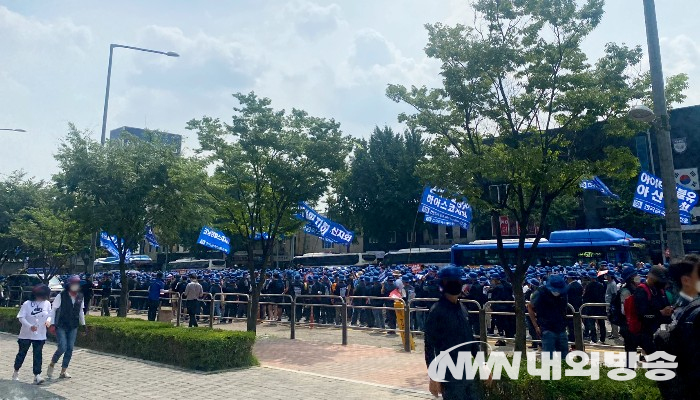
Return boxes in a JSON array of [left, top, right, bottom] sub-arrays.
[[247, 289, 260, 332], [245, 245, 258, 333], [118, 260, 128, 317], [512, 275, 527, 355]]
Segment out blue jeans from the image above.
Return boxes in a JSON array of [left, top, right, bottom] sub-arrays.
[[541, 330, 568, 358], [52, 327, 78, 369]]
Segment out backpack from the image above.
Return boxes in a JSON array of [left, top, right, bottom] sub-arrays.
[[624, 283, 655, 335], [608, 289, 626, 326]]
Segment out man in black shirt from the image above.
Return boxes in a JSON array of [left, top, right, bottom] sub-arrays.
[[425, 267, 478, 400], [528, 274, 570, 357], [100, 275, 112, 317], [566, 272, 583, 342], [582, 270, 607, 344]]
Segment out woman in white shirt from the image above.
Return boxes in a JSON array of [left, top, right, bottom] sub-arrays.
[[13, 284, 52, 384]]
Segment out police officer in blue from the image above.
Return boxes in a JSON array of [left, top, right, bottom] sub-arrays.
[[425, 266, 479, 400]]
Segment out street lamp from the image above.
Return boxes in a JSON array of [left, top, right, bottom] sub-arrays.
[[100, 43, 180, 145], [0, 128, 26, 132], [628, 0, 685, 261], [92, 44, 179, 275]]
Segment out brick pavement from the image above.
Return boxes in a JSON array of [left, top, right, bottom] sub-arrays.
[[0, 333, 432, 400]]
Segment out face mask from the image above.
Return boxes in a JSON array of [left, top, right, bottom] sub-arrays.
[[442, 280, 463, 296], [69, 284, 80, 292], [551, 291, 561, 297], [633, 276, 641, 284]]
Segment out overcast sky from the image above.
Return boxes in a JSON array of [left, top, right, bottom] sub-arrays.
[[1, 0, 699, 180]]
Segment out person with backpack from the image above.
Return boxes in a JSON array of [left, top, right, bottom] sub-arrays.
[[608, 266, 638, 367], [629, 265, 673, 356]]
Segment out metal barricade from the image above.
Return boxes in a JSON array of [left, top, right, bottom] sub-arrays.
[[346, 295, 410, 351], [218, 292, 251, 324], [294, 294, 347, 345], [127, 290, 151, 313], [578, 302, 622, 351]]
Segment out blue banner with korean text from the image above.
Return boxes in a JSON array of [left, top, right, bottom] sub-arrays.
[[418, 187, 472, 229], [145, 225, 160, 248], [580, 176, 620, 199], [298, 202, 354, 245], [424, 214, 456, 227], [197, 226, 231, 254], [632, 171, 698, 225], [100, 232, 132, 261]]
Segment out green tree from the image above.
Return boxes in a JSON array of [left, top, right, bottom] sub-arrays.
[[386, 0, 686, 352], [10, 196, 84, 283], [149, 156, 212, 265], [54, 125, 195, 316], [333, 126, 426, 248], [0, 172, 44, 271], [187, 92, 351, 332]]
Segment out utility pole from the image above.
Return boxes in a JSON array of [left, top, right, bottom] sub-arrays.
[[642, 0, 684, 261]]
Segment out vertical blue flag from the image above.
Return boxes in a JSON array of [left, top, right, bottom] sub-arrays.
[[145, 225, 160, 248]]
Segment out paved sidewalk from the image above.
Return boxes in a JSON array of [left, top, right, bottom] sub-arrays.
[[0, 334, 431, 400]]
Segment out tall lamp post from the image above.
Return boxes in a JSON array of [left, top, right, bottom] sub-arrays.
[[629, 0, 684, 261], [100, 44, 179, 145], [91, 44, 179, 274]]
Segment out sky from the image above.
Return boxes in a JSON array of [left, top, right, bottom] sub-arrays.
[[1, 0, 699, 180]]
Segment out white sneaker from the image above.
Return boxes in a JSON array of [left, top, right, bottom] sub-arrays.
[[59, 371, 71, 379], [34, 374, 44, 385], [46, 364, 54, 379], [12, 371, 19, 381]]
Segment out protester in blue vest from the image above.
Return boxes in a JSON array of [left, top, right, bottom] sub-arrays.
[[48, 275, 86, 380], [147, 272, 165, 321]]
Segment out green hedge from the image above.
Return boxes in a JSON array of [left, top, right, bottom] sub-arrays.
[[471, 362, 662, 400], [0, 308, 256, 371]]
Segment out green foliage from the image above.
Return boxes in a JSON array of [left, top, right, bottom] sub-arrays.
[[54, 124, 205, 316], [0, 308, 257, 371], [0, 172, 45, 268], [386, 0, 688, 352], [472, 363, 661, 400], [332, 126, 426, 247], [10, 203, 83, 281], [187, 92, 352, 331]]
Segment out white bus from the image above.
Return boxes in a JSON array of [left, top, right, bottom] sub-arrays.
[[292, 252, 378, 267], [383, 248, 451, 266], [166, 258, 227, 271]]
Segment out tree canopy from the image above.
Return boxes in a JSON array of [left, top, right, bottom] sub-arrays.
[[386, 0, 687, 352], [187, 91, 352, 331]]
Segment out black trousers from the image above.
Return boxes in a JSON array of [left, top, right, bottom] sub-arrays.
[[187, 300, 200, 327], [15, 339, 44, 375], [147, 299, 159, 321]]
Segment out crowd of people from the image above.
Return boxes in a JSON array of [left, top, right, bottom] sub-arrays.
[[11, 257, 700, 399]]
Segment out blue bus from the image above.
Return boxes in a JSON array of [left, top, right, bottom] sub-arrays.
[[451, 228, 648, 267]]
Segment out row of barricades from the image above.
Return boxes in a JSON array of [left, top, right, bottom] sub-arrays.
[[13, 287, 614, 354]]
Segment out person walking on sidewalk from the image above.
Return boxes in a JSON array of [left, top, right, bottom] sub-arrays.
[[47, 275, 86, 380], [183, 274, 204, 327], [13, 284, 52, 385]]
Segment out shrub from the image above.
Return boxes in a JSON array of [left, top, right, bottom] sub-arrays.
[[0, 307, 256, 371], [471, 360, 662, 400]]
